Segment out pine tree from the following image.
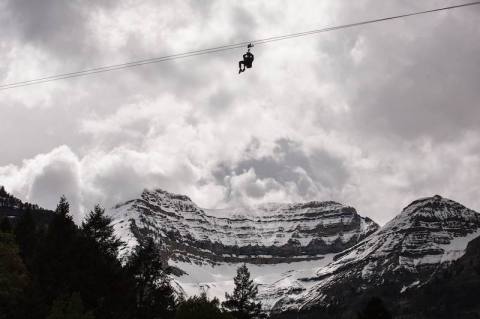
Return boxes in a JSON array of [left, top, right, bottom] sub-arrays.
[[222, 264, 262, 319], [0, 186, 7, 198], [357, 297, 392, 319], [127, 237, 176, 319], [81, 205, 123, 257], [46, 195, 77, 251], [26, 196, 81, 318], [56, 195, 72, 219]]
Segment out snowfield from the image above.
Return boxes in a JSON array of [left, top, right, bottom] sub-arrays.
[[173, 255, 335, 309]]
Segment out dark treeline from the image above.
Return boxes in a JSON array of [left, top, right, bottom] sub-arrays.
[[0, 196, 263, 319], [0, 186, 48, 216]]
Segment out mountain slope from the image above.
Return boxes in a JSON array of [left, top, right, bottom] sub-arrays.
[[272, 195, 480, 318], [396, 234, 480, 318]]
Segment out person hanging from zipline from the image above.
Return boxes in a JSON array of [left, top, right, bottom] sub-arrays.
[[239, 44, 254, 74]]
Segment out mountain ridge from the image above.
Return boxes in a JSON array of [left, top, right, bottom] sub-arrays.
[[109, 188, 379, 264]]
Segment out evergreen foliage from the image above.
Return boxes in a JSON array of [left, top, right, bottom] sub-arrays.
[[3, 196, 139, 319], [222, 264, 262, 319], [0, 185, 43, 211], [127, 237, 176, 319], [81, 205, 123, 257], [47, 293, 94, 319], [176, 292, 234, 319], [14, 207, 38, 271], [0, 231, 29, 319], [0, 186, 6, 196]]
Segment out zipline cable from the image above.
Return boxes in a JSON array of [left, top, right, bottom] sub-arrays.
[[1, 1, 479, 91]]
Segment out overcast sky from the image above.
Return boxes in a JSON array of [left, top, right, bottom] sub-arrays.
[[1, 0, 479, 224]]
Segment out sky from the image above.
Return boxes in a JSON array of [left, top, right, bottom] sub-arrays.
[[1, 0, 479, 225]]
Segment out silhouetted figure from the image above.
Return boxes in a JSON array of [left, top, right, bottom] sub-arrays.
[[239, 44, 254, 74]]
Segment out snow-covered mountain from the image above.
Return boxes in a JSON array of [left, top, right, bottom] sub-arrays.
[[107, 188, 378, 307], [109, 189, 378, 263], [272, 195, 480, 318], [108, 190, 480, 316]]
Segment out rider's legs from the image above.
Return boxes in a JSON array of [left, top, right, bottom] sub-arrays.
[[238, 61, 245, 73]]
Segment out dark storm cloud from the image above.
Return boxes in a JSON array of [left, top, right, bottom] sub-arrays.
[[208, 87, 235, 114], [1, 0, 480, 224], [3, 0, 116, 64], [273, 139, 350, 189], [0, 102, 86, 166], [230, 5, 258, 40], [213, 138, 349, 201], [88, 160, 166, 208], [314, 0, 480, 142], [30, 156, 81, 212], [354, 28, 480, 141]]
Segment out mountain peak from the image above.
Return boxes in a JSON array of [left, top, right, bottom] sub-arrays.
[[396, 195, 479, 229], [402, 194, 447, 210], [139, 188, 198, 211], [142, 188, 194, 202]]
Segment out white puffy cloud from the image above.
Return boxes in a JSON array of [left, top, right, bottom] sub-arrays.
[[0, 146, 81, 216]]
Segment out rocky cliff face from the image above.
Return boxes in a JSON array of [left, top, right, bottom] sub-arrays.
[[388, 234, 480, 319], [400, 234, 480, 318], [272, 195, 480, 318], [109, 188, 379, 264]]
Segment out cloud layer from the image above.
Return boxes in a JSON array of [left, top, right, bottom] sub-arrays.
[[1, 0, 480, 224]]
